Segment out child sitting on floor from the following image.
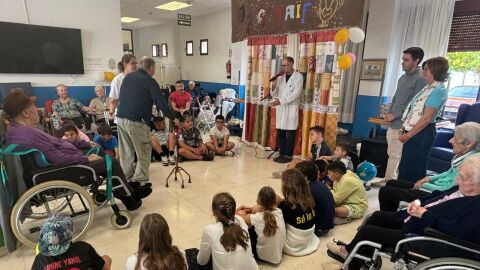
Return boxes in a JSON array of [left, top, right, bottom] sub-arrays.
[[315, 159, 333, 188], [150, 116, 176, 165], [93, 125, 119, 159], [205, 115, 235, 156], [320, 142, 354, 171], [236, 186, 286, 264], [62, 124, 98, 153], [178, 115, 214, 161], [32, 213, 112, 270], [327, 161, 368, 225], [125, 213, 187, 270]]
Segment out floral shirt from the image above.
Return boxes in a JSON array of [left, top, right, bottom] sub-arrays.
[[52, 98, 85, 129]]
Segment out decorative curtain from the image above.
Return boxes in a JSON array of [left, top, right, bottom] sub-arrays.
[[244, 35, 287, 150], [382, 0, 455, 99], [245, 31, 341, 158]]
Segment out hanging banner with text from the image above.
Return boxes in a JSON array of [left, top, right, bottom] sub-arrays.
[[231, 0, 365, 42]]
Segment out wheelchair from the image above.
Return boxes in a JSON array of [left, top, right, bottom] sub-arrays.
[[334, 227, 480, 269], [3, 145, 134, 249]]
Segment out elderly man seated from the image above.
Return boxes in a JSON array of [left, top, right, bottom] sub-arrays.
[[89, 86, 113, 125], [2, 91, 151, 211], [322, 153, 480, 270], [379, 122, 480, 211]]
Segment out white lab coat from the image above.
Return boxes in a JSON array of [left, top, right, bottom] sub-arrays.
[[272, 70, 303, 130]]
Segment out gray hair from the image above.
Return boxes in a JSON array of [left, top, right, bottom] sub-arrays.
[[461, 154, 480, 185], [188, 81, 195, 86], [138, 56, 155, 71], [454, 122, 480, 151]]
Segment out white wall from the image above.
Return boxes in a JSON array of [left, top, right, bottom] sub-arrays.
[[0, 0, 123, 86], [133, 8, 232, 84]]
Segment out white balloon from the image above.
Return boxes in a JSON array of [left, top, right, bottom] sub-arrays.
[[348, 27, 365, 43]]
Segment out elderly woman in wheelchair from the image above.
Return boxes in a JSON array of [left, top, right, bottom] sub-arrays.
[[322, 154, 480, 270], [2, 92, 153, 248]]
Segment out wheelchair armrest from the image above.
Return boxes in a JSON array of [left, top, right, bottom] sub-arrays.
[[424, 227, 480, 251]]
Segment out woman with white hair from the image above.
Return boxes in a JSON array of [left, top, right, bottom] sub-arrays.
[[323, 153, 480, 270], [379, 121, 480, 211]]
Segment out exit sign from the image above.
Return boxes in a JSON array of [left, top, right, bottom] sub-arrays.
[[177, 13, 191, 20], [178, 20, 191, 26]]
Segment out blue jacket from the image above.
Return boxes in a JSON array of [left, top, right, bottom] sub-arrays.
[[397, 186, 480, 243]]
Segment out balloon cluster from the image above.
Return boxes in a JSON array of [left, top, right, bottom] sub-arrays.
[[334, 27, 365, 70]]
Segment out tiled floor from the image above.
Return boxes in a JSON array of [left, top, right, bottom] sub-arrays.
[[1, 137, 383, 269]]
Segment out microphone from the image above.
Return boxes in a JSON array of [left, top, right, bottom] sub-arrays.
[[269, 70, 285, 82]]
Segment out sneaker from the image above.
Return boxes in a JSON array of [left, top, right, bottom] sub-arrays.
[[168, 155, 176, 165], [275, 155, 292, 163], [128, 181, 152, 189], [321, 262, 343, 270], [272, 170, 283, 179], [161, 155, 169, 166], [334, 217, 352, 225], [225, 151, 235, 157], [132, 186, 153, 201], [202, 153, 214, 161], [273, 155, 282, 162], [121, 197, 142, 211], [326, 242, 348, 261]]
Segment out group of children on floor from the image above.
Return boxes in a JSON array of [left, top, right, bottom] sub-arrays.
[[151, 114, 235, 164], [32, 151, 368, 270], [276, 126, 368, 225], [57, 113, 236, 165]]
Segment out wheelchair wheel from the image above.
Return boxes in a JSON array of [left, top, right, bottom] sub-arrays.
[[111, 210, 132, 230], [414, 257, 480, 269], [10, 180, 95, 248]]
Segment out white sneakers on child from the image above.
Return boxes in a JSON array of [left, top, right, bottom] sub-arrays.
[[225, 151, 235, 157], [161, 156, 169, 166], [168, 155, 176, 165]]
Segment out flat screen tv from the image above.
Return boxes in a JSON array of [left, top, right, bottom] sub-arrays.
[[0, 21, 84, 74]]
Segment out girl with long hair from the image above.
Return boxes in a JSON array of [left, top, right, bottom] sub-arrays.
[[125, 213, 187, 270], [109, 54, 137, 118], [278, 169, 320, 256], [197, 192, 258, 270], [237, 186, 286, 264]]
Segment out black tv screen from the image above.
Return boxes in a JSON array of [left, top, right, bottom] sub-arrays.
[[0, 21, 84, 74]]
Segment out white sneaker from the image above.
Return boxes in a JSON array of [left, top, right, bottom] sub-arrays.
[[161, 156, 169, 166], [168, 155, 176, 165], [225, 151, 235, 157]]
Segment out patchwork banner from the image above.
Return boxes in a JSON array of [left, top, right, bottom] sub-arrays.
[[231, 0, 365, 42]]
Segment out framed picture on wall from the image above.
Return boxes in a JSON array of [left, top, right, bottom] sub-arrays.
[[161, 43, 168, 57], [200, 39, 208, 55], [361, 59, 386, 80], [186, 40, 193, 56]]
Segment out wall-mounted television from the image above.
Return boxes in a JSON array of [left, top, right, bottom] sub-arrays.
[[0, 21, 84, 74]]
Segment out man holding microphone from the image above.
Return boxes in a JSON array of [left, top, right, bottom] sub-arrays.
[[271, 56, 304, 163]]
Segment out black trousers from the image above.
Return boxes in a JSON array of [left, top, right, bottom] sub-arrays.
[[277, 129, 296, 157], [378, 180, 428, 211], [52, 158, 132, 198], [345, 211, 406, 270], [398, 124, 436, 182]]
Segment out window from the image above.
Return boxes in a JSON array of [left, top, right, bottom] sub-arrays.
[[152, 44, 159, 57], [122, 29, 134, 54], [200, 39, 208, 55], [186, 40, 193, 56], [161, 43, 168, 57]]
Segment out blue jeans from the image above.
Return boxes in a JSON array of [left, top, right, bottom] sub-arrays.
[[397, 124, 436, 182]]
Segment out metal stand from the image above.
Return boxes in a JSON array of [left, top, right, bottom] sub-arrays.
[[165, 125, 191, 188]]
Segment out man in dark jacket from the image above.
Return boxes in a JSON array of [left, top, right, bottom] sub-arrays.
[[117, 57, 172, 186]]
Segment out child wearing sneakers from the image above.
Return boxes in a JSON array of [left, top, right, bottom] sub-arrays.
[[320, 142, 354, 171], [93, 125, 119, 159], [150, 116, 176, 165], [205, 115, 235, 156], [327, 161, 368, 225], [178, 115, 214, 161]]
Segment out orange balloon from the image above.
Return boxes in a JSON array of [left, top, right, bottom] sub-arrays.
[[338, 54, 352, 69], [104, 71, 115, 82], [335, 28, 349, 44]]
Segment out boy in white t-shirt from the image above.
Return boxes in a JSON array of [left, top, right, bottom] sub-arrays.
[[205, 115, 235, 156]]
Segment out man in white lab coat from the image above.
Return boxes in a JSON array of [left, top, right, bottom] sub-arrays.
[[271, 56, 304, 163]]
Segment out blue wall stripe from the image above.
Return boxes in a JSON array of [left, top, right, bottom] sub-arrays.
[[352, 95, 380, 138]]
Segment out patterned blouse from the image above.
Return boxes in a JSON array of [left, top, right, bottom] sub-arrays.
[[52, 98, 85, 130]]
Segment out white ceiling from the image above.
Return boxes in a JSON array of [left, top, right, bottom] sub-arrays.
[[121, 0, 231, 29]]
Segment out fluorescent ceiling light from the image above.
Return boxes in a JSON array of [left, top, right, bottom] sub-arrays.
[[121, 17, 140, 23], [155, 1, 191, 11]]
